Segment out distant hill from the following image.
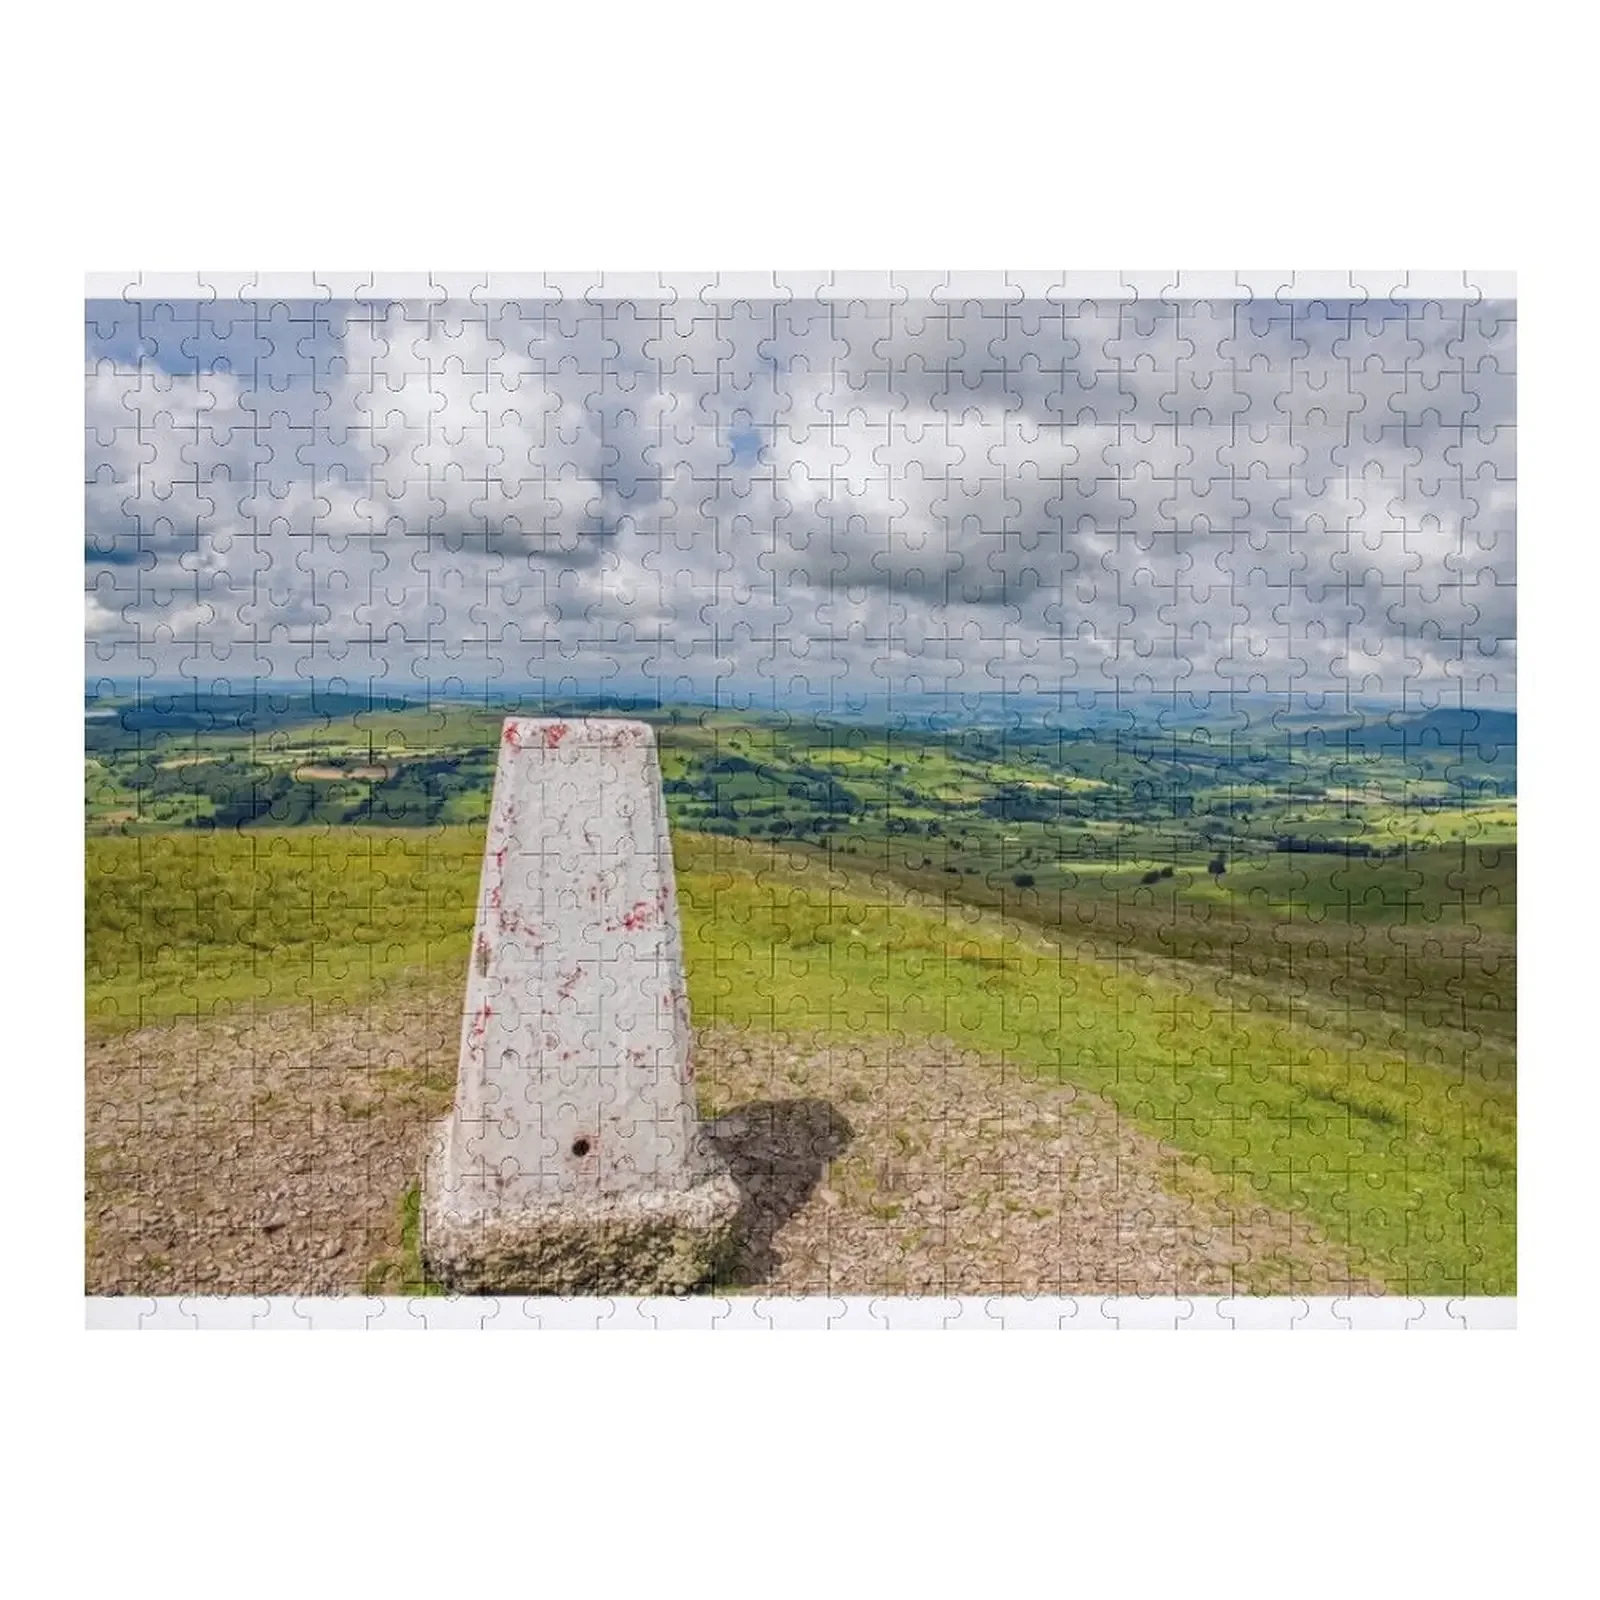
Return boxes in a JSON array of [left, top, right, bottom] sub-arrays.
[[1295, 707, 1515, 785], [1396, 707, 1517, 753], [85, 691, 391, 743], [84, 684, 1516, 762]]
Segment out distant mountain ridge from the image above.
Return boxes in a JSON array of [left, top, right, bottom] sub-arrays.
[[84, 684, 1516, 752], [1299, 706, 1515, 762]]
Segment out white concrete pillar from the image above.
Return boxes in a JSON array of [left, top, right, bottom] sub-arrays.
[[423, 718, 739, 1293]]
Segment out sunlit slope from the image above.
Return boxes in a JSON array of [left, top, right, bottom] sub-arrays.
[[674, 835, 1513, 1295], [86, 829, 485, 1030], [85, 827, 1514, 1293]]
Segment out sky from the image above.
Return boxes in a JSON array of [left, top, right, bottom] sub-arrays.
[[84, 293, 1515, 715]]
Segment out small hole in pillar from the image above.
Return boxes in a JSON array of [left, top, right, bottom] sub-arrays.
[[571, 1137, 592, 1158]]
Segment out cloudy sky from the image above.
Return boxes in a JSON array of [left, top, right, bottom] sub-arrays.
[[84, 293, 1515, 713]]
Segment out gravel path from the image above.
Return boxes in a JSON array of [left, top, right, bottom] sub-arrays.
[[698, 1030, 1377, 1296], [86, 994, 458, 1296], [86, 992, 1378, 1297]]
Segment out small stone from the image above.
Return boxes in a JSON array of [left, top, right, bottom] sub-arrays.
[[320, 1239, 343, 1260]]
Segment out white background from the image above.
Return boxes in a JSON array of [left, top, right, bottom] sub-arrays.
[[8, 2, 1586, 1594]]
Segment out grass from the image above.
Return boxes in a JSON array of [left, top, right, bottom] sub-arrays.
[[86, 829, 483, 1031], [86, 824, 1515, 1293], [674, 834, 1514, 1295], [361, 1184, 444, 1296], [882, 841, 1517, 1089]]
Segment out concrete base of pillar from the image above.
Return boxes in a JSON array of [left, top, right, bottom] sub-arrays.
[[421, 1132, 743, 1296]]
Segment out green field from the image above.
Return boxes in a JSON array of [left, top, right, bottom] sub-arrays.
[[85, 692, 1516, 1294]]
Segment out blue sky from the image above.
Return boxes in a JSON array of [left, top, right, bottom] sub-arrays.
[[84, 294, 1515, 712]]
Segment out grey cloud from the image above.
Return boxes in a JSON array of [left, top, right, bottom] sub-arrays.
[[85, 296, 1515, 702]]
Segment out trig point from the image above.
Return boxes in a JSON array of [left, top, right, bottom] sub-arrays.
[[423, 718, 740, 1294]]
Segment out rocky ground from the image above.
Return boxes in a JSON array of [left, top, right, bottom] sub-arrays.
[[86, 989, 1379, 1298]]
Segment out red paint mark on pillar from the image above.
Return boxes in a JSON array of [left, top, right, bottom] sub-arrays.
[[607, 899, 656, 934], [541, 723, 569, 749]]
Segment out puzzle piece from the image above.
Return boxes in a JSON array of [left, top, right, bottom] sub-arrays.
[[84, 270, 1516, 1324]]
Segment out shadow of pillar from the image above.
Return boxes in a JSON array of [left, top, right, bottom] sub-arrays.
[[703, 1099, 855, 1287]]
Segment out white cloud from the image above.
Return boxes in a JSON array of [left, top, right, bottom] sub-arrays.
[[84, 294, 1516, 704]]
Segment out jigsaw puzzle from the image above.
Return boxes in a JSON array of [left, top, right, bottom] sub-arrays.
[[83, 271, 1515, 1323]]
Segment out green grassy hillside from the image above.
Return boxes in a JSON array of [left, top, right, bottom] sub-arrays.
[[85, 825, 1515, 1294]]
